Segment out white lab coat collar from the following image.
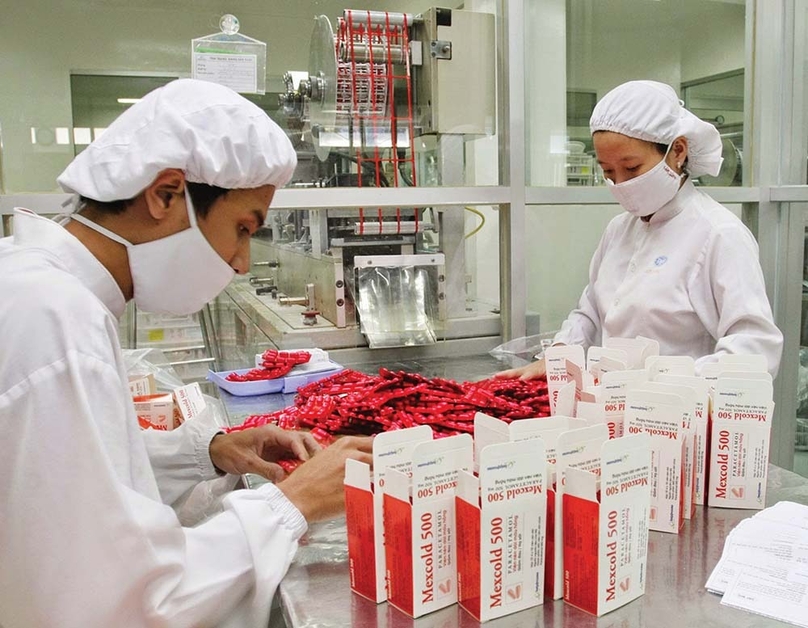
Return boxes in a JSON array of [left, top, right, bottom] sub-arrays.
[[645, 178, 697, 225], [12, 208, 126, 319]]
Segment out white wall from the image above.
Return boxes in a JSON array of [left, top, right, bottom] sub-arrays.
[[527, 0, 568, 187], [680, 1, 746, 83], [566, 0, 745, 99], [566, 0, 683, 101]]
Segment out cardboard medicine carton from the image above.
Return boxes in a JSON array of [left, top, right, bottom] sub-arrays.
[[624, 388, 688, 533], [344, 425, 434, 602], [472, 412, 589, 600], [550, 424, 610, 599], [598, 369, 649, 439], [656, 374, 710, 506], [133, 393, 175, 431], [456, 439, 548, 622], [707, 377, 774, 509], [128, 373, 156, 397], [172, 382, 206, 426], [644, 355, 696, 379], [562, 434, 652, 616], [545, 345, 585, 414], [587, 346, 628, 384], [383, 434, 473, 618]]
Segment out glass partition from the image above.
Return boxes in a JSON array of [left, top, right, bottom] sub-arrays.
[[522, 0, 754, 375], [792, 206, 808, 477], [525, 202, 621, 334], [798, 224, 808, 476], [0, 0, 501, 194], [682, 70, 745, 186], [526, 0, 749, 187]]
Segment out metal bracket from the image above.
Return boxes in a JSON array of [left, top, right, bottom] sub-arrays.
[[430, 40, 452, 60]]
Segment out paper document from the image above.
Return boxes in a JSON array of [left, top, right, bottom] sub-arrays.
[[756, 501, 808, 530], [721, 562, 808, 627], [705, 518, 808, 594], [705, 501, 808, 625]]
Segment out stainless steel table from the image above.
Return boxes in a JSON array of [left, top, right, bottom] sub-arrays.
[[215, 355, 808, 628], [279, 466, 808, 628]]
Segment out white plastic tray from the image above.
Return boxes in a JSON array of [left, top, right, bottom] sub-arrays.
[[207, 360, 343, 396]]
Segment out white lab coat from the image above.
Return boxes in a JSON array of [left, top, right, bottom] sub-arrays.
[[0, 209, 307, 628], [554, 181, 783, 377]]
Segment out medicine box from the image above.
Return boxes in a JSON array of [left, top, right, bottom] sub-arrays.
[[707, 377, 774, 509], [456, 439, 547, 622], [624, 387, 688, 533], [344, 425, 434, 603], [562, 433, 652, 616], [383, 434, 473, 618]]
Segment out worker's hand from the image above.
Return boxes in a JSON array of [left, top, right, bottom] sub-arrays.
[[208, 425, 321, 482], [277, 436, 374, 523], [493, 358, 547, 381]]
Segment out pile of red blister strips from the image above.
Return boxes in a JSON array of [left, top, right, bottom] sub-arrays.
[[226, 367, 550, 474], [224, 350, 312, 382], [228, 367, 550, 437]]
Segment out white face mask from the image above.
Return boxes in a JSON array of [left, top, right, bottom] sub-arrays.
[[605, 148, 684, 218], [71, 190, 235, 315]]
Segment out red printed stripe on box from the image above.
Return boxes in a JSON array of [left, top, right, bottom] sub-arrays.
[[544, 487, 556, 599], [705, 412, 713, 499], [456, 497, 482, 620], [563, 494, 600, 615], [384, 493, 414, 616], [679, 445, 686, 530], [345, 485, 377, 601]]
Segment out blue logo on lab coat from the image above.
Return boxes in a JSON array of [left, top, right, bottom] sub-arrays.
[[654, 256, 668, 267]]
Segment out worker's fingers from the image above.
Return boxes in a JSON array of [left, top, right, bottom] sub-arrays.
[[301, 431, 322, 456], [521, 362, 547, 380], [338, 435, 374, 454], [288, 431, 321, 462], [254, 425, 313, 461], [249, 458, 286, 483], [349, 450, 374, 467]]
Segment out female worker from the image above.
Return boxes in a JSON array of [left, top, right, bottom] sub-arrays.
[[0, 79, 372, 628], [499, 80, 783, 380]]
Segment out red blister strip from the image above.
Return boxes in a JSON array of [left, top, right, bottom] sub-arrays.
[[228, 368, 551, 440]]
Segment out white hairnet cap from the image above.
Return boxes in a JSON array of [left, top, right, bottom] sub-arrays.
[[58, 79, 297, 201], [589, 80, 723, 178]]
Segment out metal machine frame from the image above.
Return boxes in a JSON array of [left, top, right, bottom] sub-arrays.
[[253, 7, 501, 350]]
